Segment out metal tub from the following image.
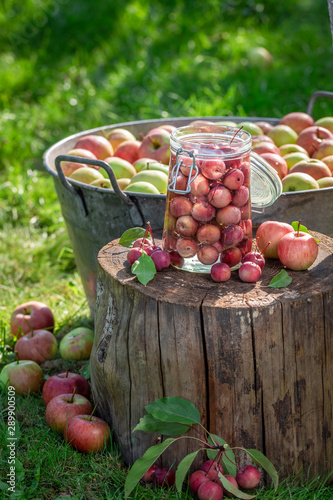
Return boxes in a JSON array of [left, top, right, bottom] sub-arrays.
[[43, 112, 333, 315]]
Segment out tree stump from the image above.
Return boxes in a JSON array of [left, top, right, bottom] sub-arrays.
[[90, 232, 333, 480]]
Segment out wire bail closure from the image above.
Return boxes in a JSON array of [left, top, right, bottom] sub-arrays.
[[167, 147, 199, 194]]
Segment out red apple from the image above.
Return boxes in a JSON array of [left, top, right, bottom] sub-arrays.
[[15, 329, 58, 365], [311, 138, 333, 160], [277, 229, 318, 270], [113, 140, 142, 164], [236, 465, 261, 490], [42, 371, 91, 405], [296, 126, 333, 156], [252, 141, 281, 156], [288, 158, 332, 180], [139, 129, 170, 164], [260, 153, 288, 180], [59, 327, 94, 361], [45, 392, 93, 434], [256, 220, 294, 258], [64, 414, 110, 453], [279, 112, 314, 134], [254, 121, 273, 134], [74, 134, 113, 160], [0, 359, 44, 396], [106, 128, 136, 150], [10, 301, 55, 339]]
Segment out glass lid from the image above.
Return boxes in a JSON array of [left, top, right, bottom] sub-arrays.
[[250, 152, 283, 209]]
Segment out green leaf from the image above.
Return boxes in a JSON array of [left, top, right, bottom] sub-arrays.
[[145, 396, 201, 426], [124, 438, 176, 498], [131, 253, 156, 285], [119, 227, 147, 247], [133, 413, 190, 436], [175, 450, 202, 493], [268, 269, 292, 288], [207, 434, 237, 477], [291, 221, 319, 242], [242, 448, 279, 489], [217, 472, 256, 499]]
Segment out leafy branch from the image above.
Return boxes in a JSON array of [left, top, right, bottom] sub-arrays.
[[124, 396, 279, 498]]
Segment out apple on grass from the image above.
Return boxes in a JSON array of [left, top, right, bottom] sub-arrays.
[[0, 359, 44, 396], [256, 220, 294, 259], [74, 134, 114, 160], [15, 329, 58, 365], [45, 390, 92, 434], [64, 413, 110, 453], [59, 327, 94, 361], [282, 172, 319, 192], [42, 371, 91, 405], [278, 225, 318, 271], [10, 301, 54, 339]]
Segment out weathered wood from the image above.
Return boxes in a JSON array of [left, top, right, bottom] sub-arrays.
[[90, 232, 333, 480]]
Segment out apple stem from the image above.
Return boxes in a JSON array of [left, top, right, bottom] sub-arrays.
[[147, 221, 156, 246], [15, 351, 19, 364], [70, 387, 77, 403], [89, 403, 98, 421], [65, 369, 69, 378], [101, 129, 108, 139], [230, 125, 244, 144], [260, 241, 271, 256], [297, 220, 301, 237]]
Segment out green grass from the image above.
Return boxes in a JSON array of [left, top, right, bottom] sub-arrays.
[[0, 0, 333, 497]]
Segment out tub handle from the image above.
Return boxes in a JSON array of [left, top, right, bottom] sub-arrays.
[[54, 155, 145, 225], [306, 90, 333, 116]]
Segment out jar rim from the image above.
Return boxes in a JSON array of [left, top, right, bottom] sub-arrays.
[[170, 124, 252, 158]]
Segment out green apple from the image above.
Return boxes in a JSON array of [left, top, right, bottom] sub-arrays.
[[237, 121, 263, 135], [133, 158, 168, 174], [268, 125, 298, 147], [314, 116, 333, 134], [129, 170, 168, 193], [215, 120, 238, 127], [106, 128, 136, 150], [279, 144, 309, 156], [59, 327, 94, 361], [117, 178, 131, 190], [124, 182, 160, 194], [0, 359, 44, 395], [90, 178, 112, 188], [317, 177, 333, 188], [69, 167, 104, 184], [283, 152, 309, 170], [282, 172, 319, 192], [104, 157, 136, 179]]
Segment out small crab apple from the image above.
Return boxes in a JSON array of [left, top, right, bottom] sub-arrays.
[[221, 247, 242, 267], [211, 263, 231, 282], [151, 249, 171, 271], [197, 480, 223, 500], [133, 237, 152, 248], [222, 168, 244, 190], [191, 201, 216, 222], [176, 237, 198, 258], [176, 215, 198, 237], [236, 465, 261, 490], [170, 196, 193, 218], [207, 184, 232, 208], [169, 250, 184, 268], [232, 185, 249, 207], [127, 247, 145, 266], [142, 464, 158, 482], [153, 467, 175, 487], [223, 224, 244, 247], [238, 261, 261, 282], [199, 159, 226, 180], [189, 470, 210, 494], [242, 242, 270, 269], [196, 224, 221, 244], [216, 205, 241, 226], [197, 245, 219, 265], [190, 174, 211, 196], [215, 474, 239, 497], [200, 460, 224, 480]]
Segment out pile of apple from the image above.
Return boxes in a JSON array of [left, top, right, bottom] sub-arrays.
[[238, 112, 333, 191], [0, 301, 111, 454], [141, 459, 262, 499], [60, 124, 176, 194]]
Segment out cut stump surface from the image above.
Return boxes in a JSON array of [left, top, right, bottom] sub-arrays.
[[90, 232, 333, 480]]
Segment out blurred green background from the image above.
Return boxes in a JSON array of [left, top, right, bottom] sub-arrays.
[[0, 0, 332, 324]]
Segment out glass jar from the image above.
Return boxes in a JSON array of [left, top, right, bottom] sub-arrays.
[[162, 124, 282, 273]]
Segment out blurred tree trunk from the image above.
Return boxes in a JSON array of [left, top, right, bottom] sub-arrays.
[[328, 0, 333, 42]]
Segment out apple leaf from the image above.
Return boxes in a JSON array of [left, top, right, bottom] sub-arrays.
[[124, 438, 176, 498], [217, 472, 256, 499], [291, 221, 319, 242], [145, 396, 201, 426], [131, 253, 156, 285], [133, 412, 190, 436], [207, 434, 237, 477], [239, 448, 279, 489], [119, 227, 147, 248], [268, 269, 292, 288], [175, 449, 203, 493]]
